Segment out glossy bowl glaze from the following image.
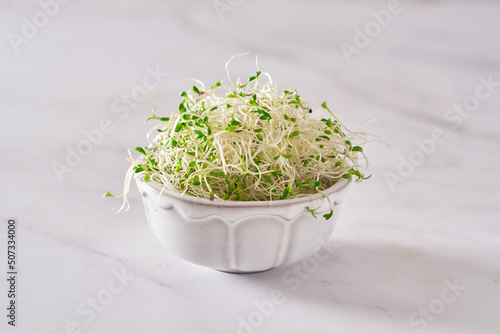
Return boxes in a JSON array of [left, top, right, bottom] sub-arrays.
[[136, 178, 352, 273]]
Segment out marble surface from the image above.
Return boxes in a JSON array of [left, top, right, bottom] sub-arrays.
[[1, 0, 500, 333]]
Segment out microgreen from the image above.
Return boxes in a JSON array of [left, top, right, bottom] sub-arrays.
[[288, 130, 301, 140], [323, 209, 334, 220], [211, 81, 222, 90], [112, 62, 371, 219], [174, 123, 183, 132], [135, 147, 147, 155], [306, 206, 318, 219], [248, 71, 261, 82]]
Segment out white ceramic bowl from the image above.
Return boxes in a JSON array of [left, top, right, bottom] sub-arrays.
[[136, 178, 352, 273]]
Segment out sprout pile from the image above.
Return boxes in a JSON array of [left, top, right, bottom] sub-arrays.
[[110, 58, 372, 219]]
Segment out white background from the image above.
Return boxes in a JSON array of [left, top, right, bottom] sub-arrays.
[[1, 0, 499, 333]]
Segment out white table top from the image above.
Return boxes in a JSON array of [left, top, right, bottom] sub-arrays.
[[1, 0, 499, 333]]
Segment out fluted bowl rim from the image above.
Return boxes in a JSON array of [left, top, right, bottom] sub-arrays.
[[136, 176, 352, 208]]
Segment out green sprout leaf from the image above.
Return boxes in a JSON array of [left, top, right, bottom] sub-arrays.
[[282, 186, 290, 199], [323, 209, 333, 220], [135, 147, 147, 156], [230, 119, 241, 126], [194, 130, 205, 138], [288, 130, 301, 140], [306, 206, 318, 219], [248, 71, 261, 82], [352, 146, 363, 152], [211, 81, 222, 89]]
